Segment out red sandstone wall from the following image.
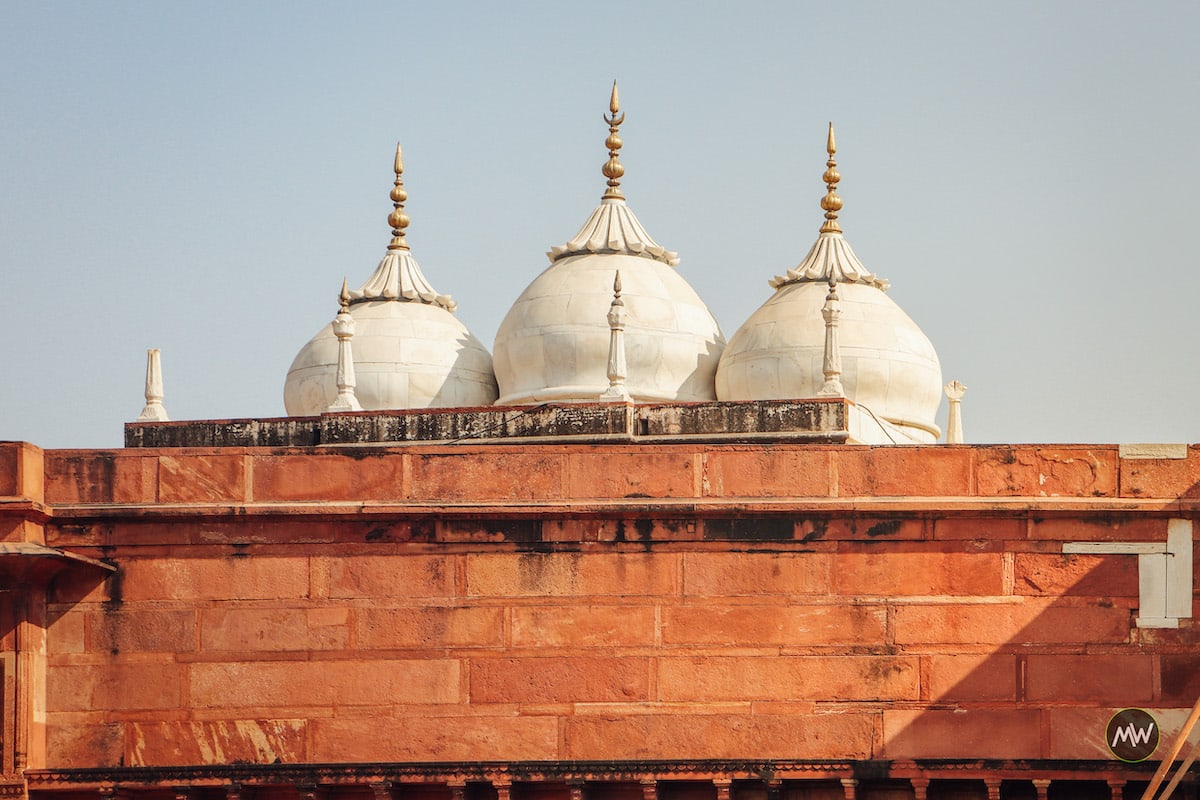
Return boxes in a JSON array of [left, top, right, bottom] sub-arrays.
[[29, 443, 1200, 505], [5, 443, 1198, 769]]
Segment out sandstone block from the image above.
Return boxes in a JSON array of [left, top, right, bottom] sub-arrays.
[[305, 607, 352, 649], [932, 517, 1025, 541], [49, 567, 116, 605], [440, 519, 543, 543], [1, 518, 43, 545], [410, 451, 565, 501], [0, 441, 43, 501], [121, 556, 310, 601], [1013, 553, 1138, 597], [44, 713, 121, 768], [127, 719, 307, 766], [252, 453, 406, 502], [469, 657, 650, 704], [681, 552, 831, 596], [511, 605, 656, 648], [566, 450, 696, 499], [1119, 446, 1200, 498], [564, 712, 875, 760], [465, 552, 676, 597], [597, 517, 701, 543], [44, 452, 155, 504], [1029, 516, 1169, 542], [90, 609, 196, 653], [311, 715, 559, 762], [837, 447, 974, 497], [157, 453, 246, 503], [46, 610, 85, 654], [657, 655, 918, 702], [925, 653, 1017, 702], [662, 605, 886, 647], [357, 606, 504, 649], [883, 708, 1043, 759], [893, 602, 1130, 645], [47, 661, 182, 712], [702, 448, 832, 497], [189, 658, 461, 708], [1161, 653, 1200, 704], [200, 608, 326, 652], [323, 554, 453, 599], [1025, 654, 1153, 703], [815, 517, 926, 541], [974, 447, 1117, 497], [834, 551, 1004, 596]]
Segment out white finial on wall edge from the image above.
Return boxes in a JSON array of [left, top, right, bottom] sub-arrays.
[[136, 348, 170, 422], [328, 279, 364, 412], [944, 380, 967, 443]]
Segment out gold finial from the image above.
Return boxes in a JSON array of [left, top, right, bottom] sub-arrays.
[[339, 277, 351, 311], [819, 122, 843, 234], [602, 80, 626, 200], [387, 142, 410, 250]]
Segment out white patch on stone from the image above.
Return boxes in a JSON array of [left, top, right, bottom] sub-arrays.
[[1118, 443, 1188, 460], [1063, 519, 1194, 628]]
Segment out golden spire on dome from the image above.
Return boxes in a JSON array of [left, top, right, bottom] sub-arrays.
[[819, 122, 843, 234], [602, 80, 626, 200], [387, 142, 411, 250], [338, 277, 351, 311]]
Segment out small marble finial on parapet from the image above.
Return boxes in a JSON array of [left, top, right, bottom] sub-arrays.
[[819, 122, 843, 234], [944, 380, 967, 443], [818, 279, 845, 397], [136, 348, 170, 421], [601, 81, 626, 200], [328, 279, 364, 412], [387, 142, 411, 251], [600, 271, 632, 401]]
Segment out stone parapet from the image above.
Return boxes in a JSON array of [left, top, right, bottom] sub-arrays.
[[123, 401, 850, 449]]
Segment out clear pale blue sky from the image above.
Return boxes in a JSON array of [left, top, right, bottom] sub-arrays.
[[2, 2, 1198, 449]]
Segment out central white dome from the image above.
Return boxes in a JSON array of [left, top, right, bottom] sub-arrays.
[[493, 86, 724, 405], [493, 203, 725, 404]]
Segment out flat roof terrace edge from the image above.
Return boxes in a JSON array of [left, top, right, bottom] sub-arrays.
[[123, 400, 851, 449]]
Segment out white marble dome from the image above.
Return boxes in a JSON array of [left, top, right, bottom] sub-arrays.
[[493, 198, 725, 405], [494, 85, 724, 405], [283, 145, 498, 416], [716, 128, 942, 442], [284, 296, 497, 416], [716, 269, 942, 441]]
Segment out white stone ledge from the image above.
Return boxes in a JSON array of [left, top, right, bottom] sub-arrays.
[[1118, 443, 1188, 459], [1064, 542, 1166, 554]]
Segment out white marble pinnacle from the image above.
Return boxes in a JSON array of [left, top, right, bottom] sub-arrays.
[[327, 304, 363, 412], [136, 348, 170, 422], [817, 281, 845, 397], [600, 271, 632, 401], [944, 380, 966, 444]]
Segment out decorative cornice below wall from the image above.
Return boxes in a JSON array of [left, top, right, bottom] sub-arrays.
[[23, 759, 1166, 792]]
